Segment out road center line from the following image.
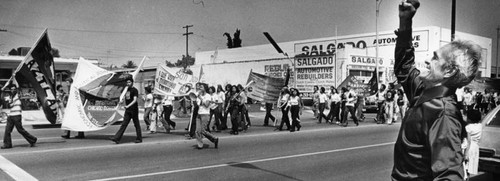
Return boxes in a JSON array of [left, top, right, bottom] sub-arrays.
[[0, 155, 38, 181], [91, 141, 395, 181]]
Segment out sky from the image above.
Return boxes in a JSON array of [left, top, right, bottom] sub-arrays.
[[1, 0, 499, 69]]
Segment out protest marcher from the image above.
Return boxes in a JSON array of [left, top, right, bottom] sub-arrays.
[[462, 87, 474, 113], [186, 83, 202, 139], [287, 88, 303, 132], [149, 95, 170, 133], [312, 85, 320, 118], [384, 90, 396, 125], [207, 86, 220, 132], [222, 84, 232, 130], [392, 1, 482, 179], [211, 85, 225, 131], [227, 85, 240, 135], [193, 83, 219, 149], [355, 94, 365, 121], [474, 91, 483, 113], [317, 87, 329, 123], [162, 94, 176, 130], [143, 87, 153, 130], [276, 86, 291, 131], [327, 87, 341, 124], [339, 87, 347, 125], [2, 84, 38, 149], [462, 106, 482, 178], [482, 89, 492, 113], [111, 77, 142, 144], [374, 84, 387, 124], [237, 84, 251, 130], [341, 86, 359, 127]]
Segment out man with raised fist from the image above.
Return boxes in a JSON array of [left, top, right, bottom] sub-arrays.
[[392, 0, 482, 180]]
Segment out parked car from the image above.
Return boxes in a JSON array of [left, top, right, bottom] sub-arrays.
[[478, 105, 500, 177]]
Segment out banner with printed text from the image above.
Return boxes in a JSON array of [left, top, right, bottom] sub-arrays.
[[153, 64, 198, 96], [246, 71, 285, 103]]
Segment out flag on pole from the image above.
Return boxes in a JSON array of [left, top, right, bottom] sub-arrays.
[[11, 29, 58, 124], [198, 65, 204, 82], [368, 68, 379, 95]]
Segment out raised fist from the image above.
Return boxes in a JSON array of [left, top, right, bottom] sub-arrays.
[[399, 0, 419, 20]]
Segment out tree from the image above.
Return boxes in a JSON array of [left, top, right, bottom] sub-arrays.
[[121, 60, 137, 68], [224, 29, 242, 49], [51, 48, 60, 57]]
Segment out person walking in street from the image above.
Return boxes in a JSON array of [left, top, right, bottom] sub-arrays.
[[287, 88, 303, 132], [462, 107, 482, 178], [162, 94, 176, 130], [111, 77, 142, 144], [355, 94, 365, 121], [374, 84, 387, 124], [392, 1, 482, 180], [214, 85, 225, 130], [276, 86, 291, 131], [312, 85, 319, 119], [396, 89, 408, 122], [384, 90, 396, 125], [326, 86, 341, 124], [317, 87, 329, 123], [143, 87, 153, 130], [149, 95, 170, 133], [194, 84, 219, 149], [462, 87, 474, 113], [228, 85, 241, 135], [341, 86, 359, 127], [1, 84, 37, 149]]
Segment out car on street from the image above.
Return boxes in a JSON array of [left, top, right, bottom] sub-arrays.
[[478, 105, 500, 177]]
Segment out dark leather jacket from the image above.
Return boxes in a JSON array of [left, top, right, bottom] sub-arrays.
[[391, 29, 466, 181]]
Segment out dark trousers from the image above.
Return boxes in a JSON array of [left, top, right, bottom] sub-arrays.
[[263, 103, 275, 125], [318, 103, 329, 123], [326, 102, 340, 122], [221, 107, 229, 130], [143, 107, 152, 128], [113, 110, 142, 141], [290, 105, 301, 131], [342, 105, 359, 125], [230, 107, 240, 133], [376, 102, 385, 123], [3, 115, 37, 147], [162, 105, 176, 128], [239, 105, 251, 129], [279, 106, 290, 130], [188, 105, 199, 137]]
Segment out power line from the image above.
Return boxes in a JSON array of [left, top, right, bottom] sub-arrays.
[[0, 24, 182, 35]]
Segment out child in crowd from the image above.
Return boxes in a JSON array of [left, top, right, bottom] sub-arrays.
[[462, 106, 482, 178]]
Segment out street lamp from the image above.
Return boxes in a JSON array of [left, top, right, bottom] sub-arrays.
[[375, 0, 383, 90]]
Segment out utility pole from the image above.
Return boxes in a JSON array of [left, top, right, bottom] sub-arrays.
[[183, 25, 193, 57], [375, 0, 382, 90], [451, 0, 456, 41], [496, 26, 499, 78]]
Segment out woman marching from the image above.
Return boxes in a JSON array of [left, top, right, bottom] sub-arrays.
[[227, 85, 241, 135], [193, 83, 219, 149], [149, 95, 170, 133], [317, 87, 329, 123], [287, 88, 303, 132], [327, 86, 341, 125], [162, 94, 176, 130], [213, 85, 225, 131], [207, 86, 221, 132], [276, 86, 291, 131]]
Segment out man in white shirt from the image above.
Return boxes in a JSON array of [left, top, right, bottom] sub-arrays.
[[375, 84, 387, 124], [143, 87, 153, 130], [341, 86, 359, 127]]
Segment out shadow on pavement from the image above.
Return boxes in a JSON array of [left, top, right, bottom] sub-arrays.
[[227, 162, 303, 181]]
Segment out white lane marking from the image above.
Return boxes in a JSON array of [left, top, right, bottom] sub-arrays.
[[0, 155, 38, 181], [0, 123, 397, 156], [91, 142, 395, 181]]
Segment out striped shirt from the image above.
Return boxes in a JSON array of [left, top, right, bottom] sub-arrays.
[[9, 94, 22, 116]]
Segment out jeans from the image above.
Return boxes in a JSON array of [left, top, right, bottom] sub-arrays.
[[263, 103, 275, 125], [290, 105, 301, 131], [195, 114, 217, 148], [318, 103, 328, 123], [113, 110, 142, 142], [342, 105, 359, 125], [3, 115, 37, 147], [279, 106, 290, 130], [326, 102, 340, 122], [163, 105, 176, 128], [143, 107, 152, 128]]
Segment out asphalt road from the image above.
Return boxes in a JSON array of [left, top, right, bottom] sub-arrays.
[[0, 110, 496, 181]]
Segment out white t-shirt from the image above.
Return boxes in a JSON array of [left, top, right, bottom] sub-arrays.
[[319, 93, 328, 103], [330, 93, 341, 102], [197, 93, 212, 115], [162, 95, 174, 106], [144, 93, 153, 108], [289, 96, 300, 106]]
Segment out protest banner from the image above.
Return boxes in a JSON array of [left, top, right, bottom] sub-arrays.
[[153, 64, 197, 96], [246, 70, 285, 103], [6, 29, 58, 124], [61, 58, 127, 131]]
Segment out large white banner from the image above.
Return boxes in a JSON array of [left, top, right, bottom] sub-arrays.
[[153, 64, 198, 96]]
